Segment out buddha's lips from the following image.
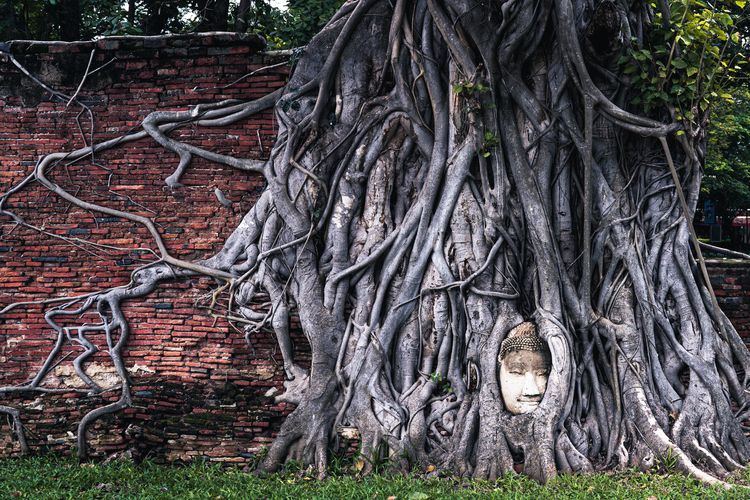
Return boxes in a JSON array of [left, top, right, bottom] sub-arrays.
[[516, 399, 542, 411]]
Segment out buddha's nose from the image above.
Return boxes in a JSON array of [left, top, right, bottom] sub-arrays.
[[522, 372, 541, 397]]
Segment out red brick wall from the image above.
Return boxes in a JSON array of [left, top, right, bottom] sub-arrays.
[[0, 34, 304, 463]]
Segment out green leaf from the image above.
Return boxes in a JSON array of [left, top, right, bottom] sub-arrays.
[[671, 58, 688, 69]]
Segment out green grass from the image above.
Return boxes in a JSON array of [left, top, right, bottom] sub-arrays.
[[0, 455, 748, 499]]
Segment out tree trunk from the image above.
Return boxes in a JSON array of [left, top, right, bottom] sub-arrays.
[[57, 0, 81, 41], [234, 0, 251, 33], [196, 0, 230, 32], [144, 1, 180, 35], [2, 0, 749, 485]]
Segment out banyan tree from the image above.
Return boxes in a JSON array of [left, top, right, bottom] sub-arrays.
[[2, 0, 750, 486]]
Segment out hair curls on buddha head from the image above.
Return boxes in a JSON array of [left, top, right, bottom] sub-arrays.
[[498, 321, 551, 415], [499, 321, 550, 361]]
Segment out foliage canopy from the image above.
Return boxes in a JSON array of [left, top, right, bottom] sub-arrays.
[[0, 0, 343, 48]]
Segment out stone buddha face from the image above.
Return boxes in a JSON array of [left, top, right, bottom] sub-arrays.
[[498, 322, 550, 415]]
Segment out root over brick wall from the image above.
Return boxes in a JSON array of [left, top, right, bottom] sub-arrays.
[[0, 34, 307, 464], [0, 34, 748, 464]]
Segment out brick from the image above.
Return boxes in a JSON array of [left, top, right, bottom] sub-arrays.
[[31, 256, 68, 263]]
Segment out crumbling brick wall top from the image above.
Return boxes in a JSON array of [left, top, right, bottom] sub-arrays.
[[4, 32, 266, 52], [0, 33, 270, 108]]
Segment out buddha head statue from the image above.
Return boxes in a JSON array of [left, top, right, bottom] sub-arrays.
[[498, 321, 551, 415]]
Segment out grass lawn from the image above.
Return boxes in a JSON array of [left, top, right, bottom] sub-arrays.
[[0, 455, 749, 499]]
